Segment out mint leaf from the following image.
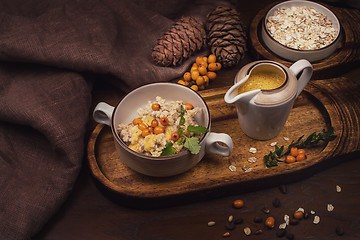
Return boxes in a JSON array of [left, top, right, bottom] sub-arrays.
[[187, 125, 209, 135], [184, 137, 201, 154], [160, 142, 177, 156], [177, 137, 184, 145], [179, 105, 185, 126]]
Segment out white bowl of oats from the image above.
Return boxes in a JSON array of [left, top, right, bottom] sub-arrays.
[[93, 82, 233, 177], [262, 0, 341, 62]]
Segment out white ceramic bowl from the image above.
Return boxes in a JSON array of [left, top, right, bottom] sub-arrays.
[[261, 0, 341, 62], [93, 82, 233, 177]]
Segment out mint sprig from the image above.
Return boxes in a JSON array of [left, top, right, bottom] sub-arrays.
[[264, 127, 337, 168], [184, 137, 201, 154], [187, 125, 209, 135], [160, 104, 209, 156], [160, 142, 177, 156]]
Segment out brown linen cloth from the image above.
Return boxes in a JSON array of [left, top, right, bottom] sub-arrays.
[[0, 0, 232, 239]]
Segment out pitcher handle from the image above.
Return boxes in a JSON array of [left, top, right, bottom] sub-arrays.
[[289, 59, 313, 98], [93, 102, 115, 127], [205, 132, 233, 156]]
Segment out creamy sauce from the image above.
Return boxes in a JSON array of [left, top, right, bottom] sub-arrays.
[[237, 65, 285, 94]]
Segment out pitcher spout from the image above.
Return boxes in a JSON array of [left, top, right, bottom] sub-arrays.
[[224, 75, 261, 104]]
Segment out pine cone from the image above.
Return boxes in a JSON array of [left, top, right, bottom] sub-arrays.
[[152, 16, 206, 67], [206, 6, 247, 68]]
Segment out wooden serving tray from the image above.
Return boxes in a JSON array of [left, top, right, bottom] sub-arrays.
[[249, 2, 360, 79], [87, 77, 360, 207]]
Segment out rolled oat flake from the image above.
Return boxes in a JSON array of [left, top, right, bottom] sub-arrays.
[[244, 227, 251, 236], [228, 165, 236, 172], [313, 215, 320, 224], [327, 203, 334, 212]]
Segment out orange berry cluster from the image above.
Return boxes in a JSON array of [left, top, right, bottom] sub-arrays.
[[132, 103, 194, 141], [177, 54, 221, 91], [285, 147, 307, 163]]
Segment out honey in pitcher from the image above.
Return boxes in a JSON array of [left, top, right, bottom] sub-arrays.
[[237, 64, 286, 94]]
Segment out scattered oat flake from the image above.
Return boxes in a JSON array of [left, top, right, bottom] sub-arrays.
[[244, 227, 251, 236], [336, 185, 342, 192], [283, 137, 290, 141], [279, 223, 287, 229], [270, 142, 277, 147], [248, 157, 257, 163], [297, 207, 305, 213], [311, 210, 316, 215], [229, 165, 237, 172], [242, 165, 253, 172], [313, 215, 320, 224], [327, 204, 334, 212], [249, 147, 257, 154], [284, 215, 290, 225]]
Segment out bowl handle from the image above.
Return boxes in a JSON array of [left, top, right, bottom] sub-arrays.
[[205, 132, 233, 156], [93, 102, 115, 127]]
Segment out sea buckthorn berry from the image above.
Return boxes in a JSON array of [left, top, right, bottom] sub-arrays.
[[132, 118, 142, 125], [138, 123, 148, 131], [294, 211, 304, 219], [207, 71, 216, 80], [203, 75, 210, 86], [285, 155, 296, 163], [198, 61, 208, 68], [202, 57, 208, 63], [198, 84, 205, 90], [208, 54, 216, 63], [290, 147, 299, 157], [177, 80, 187, 86], [183, 72, 191, 82], [296, 153, 307, 161], [190, 65, 198, 73], [147, 126, 154, 133], [208, 62, 217, 72], [191, 70, 200, 81], [184, 103, 194, 110], [190, 85, 199, 91], [265, 217, 275, 229], [154, 126, 165, 134], [150, 119, 159, 128], [196, 56, 203, 65], [196, 76, 205, 86], [215, 62, 222, 71], [171, 132, 179, 141], [233, 199, 244, 209], [160, 117, 169, 126], [182, 80, 189, 86], [152, 103, 160, 111], [298, 149, 306, 155], [198, 65, 207, 75], [141, 128, 151, 137]]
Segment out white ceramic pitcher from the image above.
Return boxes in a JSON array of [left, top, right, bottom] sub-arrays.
[[224, 59, 313, 140]]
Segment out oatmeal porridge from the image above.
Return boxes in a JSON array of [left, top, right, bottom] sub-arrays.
[[117, 96, 207, 157]]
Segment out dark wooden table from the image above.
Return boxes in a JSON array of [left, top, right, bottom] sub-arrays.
[[34, 1, 360, 239]]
